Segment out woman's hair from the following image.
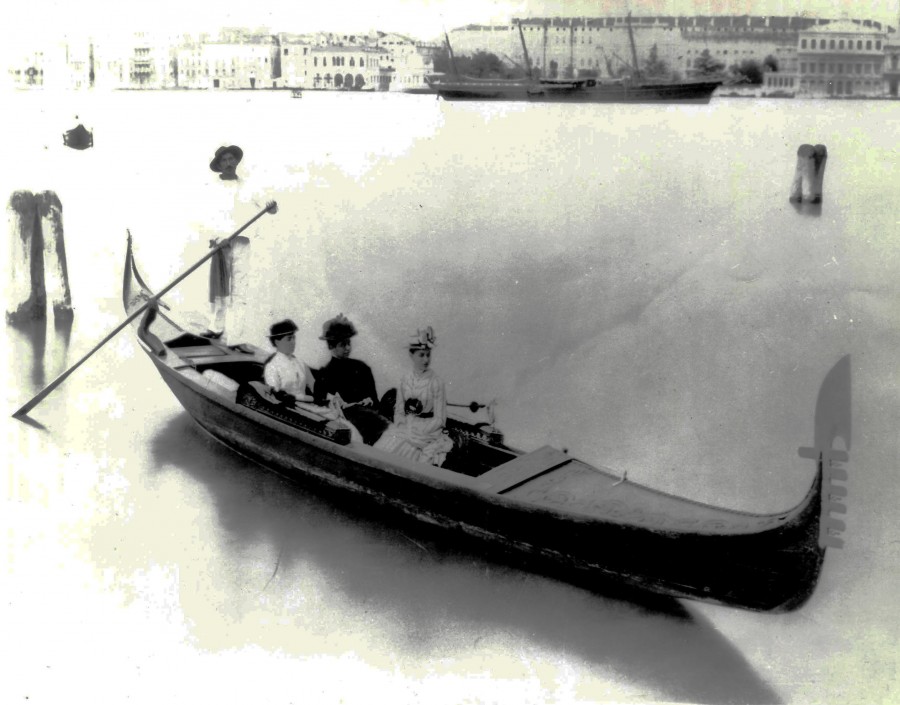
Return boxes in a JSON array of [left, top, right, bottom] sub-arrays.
[[268, 318, 298, 346]]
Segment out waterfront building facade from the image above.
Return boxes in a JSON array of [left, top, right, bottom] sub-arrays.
[[177, 32, 279, 89], [93, 33, 178, 89], [308, 45, 385, 90], [797, 21, 885, 96], [449, 15, 894, 85], [279, 34, 387, 90], [762, 46, 798, 95], [883, 34, 900, 96], [374, 33, 437, 91], [7, 49, 47, 88]]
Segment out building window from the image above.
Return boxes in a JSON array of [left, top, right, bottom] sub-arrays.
[[811, 39, 816, 49], [838, 40, 844, 49], [284, 48, 289, 55], [857, 40, 862, 49], [876, 41, 882, 50], [866, 40, 872, 49], [829, 40, 835, 49], [801, 39, 807, 48]]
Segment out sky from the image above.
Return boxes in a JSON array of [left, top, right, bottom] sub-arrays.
[[2, 0, 897, 49]]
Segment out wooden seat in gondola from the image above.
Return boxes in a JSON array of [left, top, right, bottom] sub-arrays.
[[238, 381, 351, 445]]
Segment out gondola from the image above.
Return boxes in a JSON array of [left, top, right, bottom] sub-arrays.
[[122, 233, 849, 613], [63, 123, 93, 150]]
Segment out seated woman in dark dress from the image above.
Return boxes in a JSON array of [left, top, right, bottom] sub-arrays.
[[313, 314, 390, 445]]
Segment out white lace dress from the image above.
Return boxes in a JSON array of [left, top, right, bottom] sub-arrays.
[[374, 368, 454, 466]]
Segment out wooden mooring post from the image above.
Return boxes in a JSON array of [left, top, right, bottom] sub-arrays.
[[789, 144, 828, 204], [37, 191, 73, 319], [6, 190, 72, 323]]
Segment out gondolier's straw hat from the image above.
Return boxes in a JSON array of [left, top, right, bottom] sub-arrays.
[[210, 145, 244, 172], [319, 314, 357, 342]]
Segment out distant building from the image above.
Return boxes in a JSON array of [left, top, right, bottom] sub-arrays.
[[308, 44, 385, 90], [7, 49, 46, 88], [177, 31, 279, 89], [763, 46, 798, 95], [373, 32, 437, 91], [278, 33, 315, 87], [450, 15, 894, 82], [797, 21, 886, 97], [883, 34, 900, 96], [93, 33, 177, 89]]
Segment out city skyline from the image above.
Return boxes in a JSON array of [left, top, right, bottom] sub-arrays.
[[3, 0, 897, 52]]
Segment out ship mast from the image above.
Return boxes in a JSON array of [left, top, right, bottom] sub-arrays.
[[626, 12, 642, 79], [516, 19, 534, 79], [443, 28, 460, 77]]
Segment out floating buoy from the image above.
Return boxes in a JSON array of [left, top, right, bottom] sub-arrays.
[[789, 144, 828, 204]]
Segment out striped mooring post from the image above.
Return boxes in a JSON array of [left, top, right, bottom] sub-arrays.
[[6, 190, 72, 323], [789, 144, 828, 204]]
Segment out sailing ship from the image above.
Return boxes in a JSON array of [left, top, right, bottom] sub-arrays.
[[115, 212, 849, 613], [425, 17, 722, 104]]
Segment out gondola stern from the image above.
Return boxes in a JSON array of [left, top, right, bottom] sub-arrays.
[[798, 355, 851, 552]]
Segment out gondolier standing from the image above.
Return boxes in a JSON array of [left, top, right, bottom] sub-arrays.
[[204, 144, 257, 343]]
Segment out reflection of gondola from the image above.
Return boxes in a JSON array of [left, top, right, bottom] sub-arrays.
[[123, 233, 849, 613], [291, 89, 303, 99], [63, 124, 93, 150]]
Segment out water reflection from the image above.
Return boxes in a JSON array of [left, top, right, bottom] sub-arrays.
[[150, 414, 781, 704], [790, 200, 824, 217], [6, 313, 73, 402], [7, 318, 48, 391]]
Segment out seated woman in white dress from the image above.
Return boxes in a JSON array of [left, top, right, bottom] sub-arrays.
[[263, 319, 314, 404], [374, 326, 454, 467]]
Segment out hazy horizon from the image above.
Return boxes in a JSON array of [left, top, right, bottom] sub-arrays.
[[2, 0, 897, 53]]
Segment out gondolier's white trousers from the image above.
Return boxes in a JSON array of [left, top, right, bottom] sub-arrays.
[[208, 239, 250, 344]]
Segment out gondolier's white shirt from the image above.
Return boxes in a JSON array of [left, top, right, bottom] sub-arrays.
[[264, 352, 313, 399]]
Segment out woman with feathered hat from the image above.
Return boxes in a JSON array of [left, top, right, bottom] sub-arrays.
[[312, 314, 390, 445], [374, 326, 454, 467]]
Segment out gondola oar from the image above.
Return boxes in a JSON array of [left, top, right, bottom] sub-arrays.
[[12, 201, 279, 419], [448, 401, 490, 413], [448, 399, 497, 425]]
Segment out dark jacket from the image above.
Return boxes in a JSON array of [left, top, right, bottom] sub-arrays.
[[313, 357, 379, 406], [313, 357, 389, 445]]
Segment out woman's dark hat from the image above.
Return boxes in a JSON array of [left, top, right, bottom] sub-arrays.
[[319, 313, 357, 342], [210, 145, 244, 172], [269, 319, 298, 340]]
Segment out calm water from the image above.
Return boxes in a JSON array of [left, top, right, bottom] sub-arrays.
[[3, 90, 900, 704]]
